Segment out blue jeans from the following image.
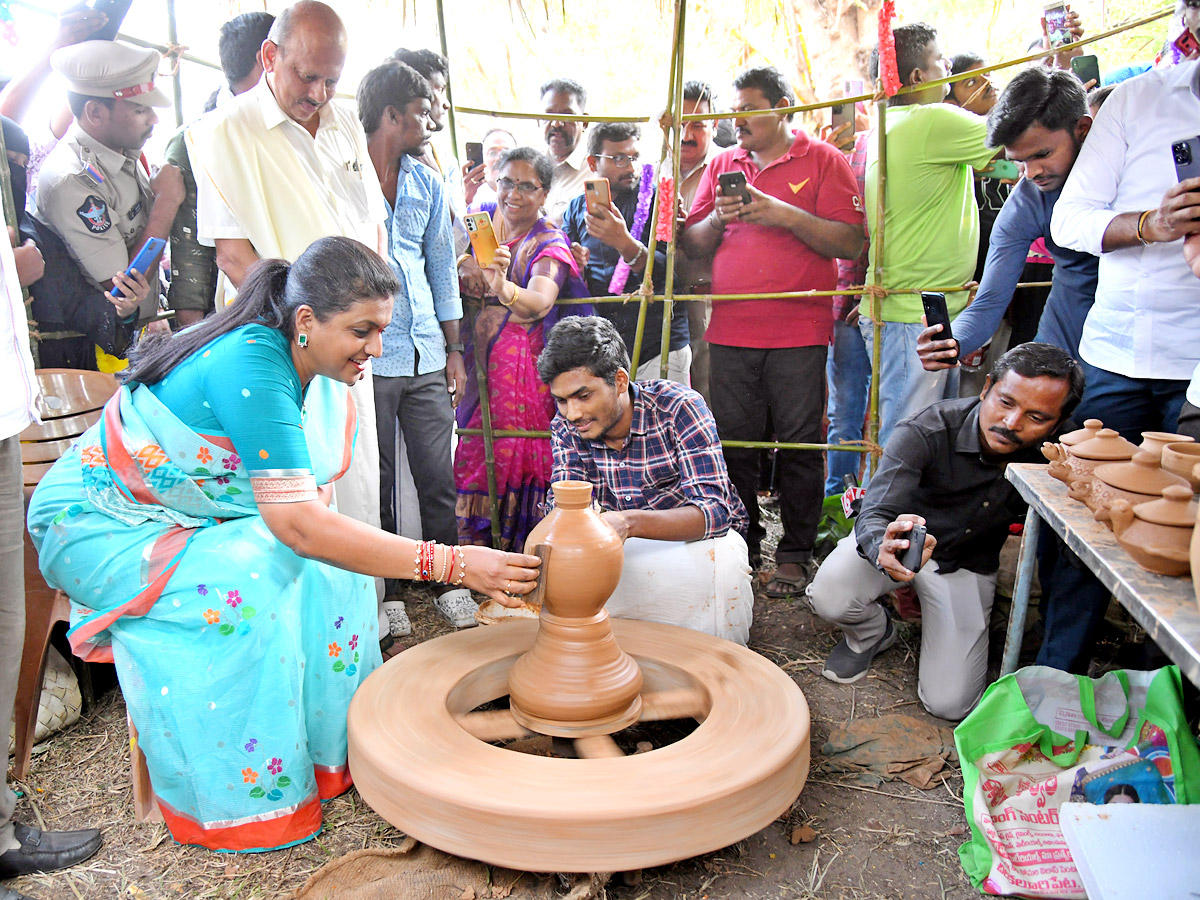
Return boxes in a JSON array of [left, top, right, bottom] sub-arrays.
[[825, 319, 872, 495], [1035, 362, 1190, 672], [858, 318, 958, 450]]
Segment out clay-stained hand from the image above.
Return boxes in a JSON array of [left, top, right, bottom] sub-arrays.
[[600, 510, 630, 542], [916, 316, 960, 371], [459, 546, 542, 607], [106, 268, 150, 319], [876, 515, 937, 583]]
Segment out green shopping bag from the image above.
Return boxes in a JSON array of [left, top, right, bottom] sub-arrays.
[[955, 665, 1200, 898]]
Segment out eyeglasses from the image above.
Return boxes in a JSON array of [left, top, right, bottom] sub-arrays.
[[496, 177, 543, 194], [594, 153, 640, 168]]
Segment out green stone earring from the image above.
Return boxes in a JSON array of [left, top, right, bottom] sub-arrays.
[[298, 333, 308, 348]]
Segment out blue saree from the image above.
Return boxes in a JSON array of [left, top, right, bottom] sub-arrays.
[[26, 324, 381, 852]]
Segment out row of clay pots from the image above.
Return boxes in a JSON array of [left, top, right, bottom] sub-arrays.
[[1042, 421, 1199, 578]]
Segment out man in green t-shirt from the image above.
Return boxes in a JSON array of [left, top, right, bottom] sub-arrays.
[[863, 23, 997, 448]]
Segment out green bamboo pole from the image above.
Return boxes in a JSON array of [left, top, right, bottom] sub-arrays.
[[549, 280, 1050, 305], [866, 96, 888, 478], [456, 426, 873, 453], [434, 0, 460, 166], [0, 125, 39, 366], [454, 106, 650, 124], [658, 0, 687, 380], [166, 0, 184, 127]]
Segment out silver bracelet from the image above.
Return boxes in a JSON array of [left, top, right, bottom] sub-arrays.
[[622, 242, 648, 267]]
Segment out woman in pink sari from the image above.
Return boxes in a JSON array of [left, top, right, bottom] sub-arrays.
[[455, 148, 590, 549]]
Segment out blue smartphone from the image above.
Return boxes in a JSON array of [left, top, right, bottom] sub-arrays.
[[111, 237, 165, 298]]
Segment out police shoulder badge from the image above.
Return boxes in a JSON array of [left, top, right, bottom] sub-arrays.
[[77, 195, 111, 233]]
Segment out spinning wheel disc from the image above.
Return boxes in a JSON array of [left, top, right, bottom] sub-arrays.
[[347, 619, 810, 872]]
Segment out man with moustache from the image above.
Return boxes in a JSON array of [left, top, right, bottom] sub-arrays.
[[190, 0, 389, 622], [562, 122, 690, 382], [538, 316, 754, 644], [807, 343, 1083, 719], [34, 40, 183, 327], [680, 64, 863, 598], [540, 77, 590, 224], [358, 60, 474, 632]]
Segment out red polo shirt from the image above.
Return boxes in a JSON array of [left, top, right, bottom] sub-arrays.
[[686, 129, 864, 348]]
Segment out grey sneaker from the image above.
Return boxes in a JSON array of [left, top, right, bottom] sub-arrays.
[[383, 600, 412, 638], [821, 618, 896, 684], [434, 588, 478, 628]]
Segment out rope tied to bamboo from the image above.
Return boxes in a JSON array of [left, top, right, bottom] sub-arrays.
[[159, 42, 188, 76]]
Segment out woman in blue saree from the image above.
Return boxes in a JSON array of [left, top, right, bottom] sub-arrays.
[[27, 237, 540, 853]]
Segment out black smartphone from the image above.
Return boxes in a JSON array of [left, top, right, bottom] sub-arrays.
[[920, 291, 956, 356], [465, 141, 483, 170], [82, 0, 134, 41], [1172, 137, 1200, 182], [1070, 55, 1100, 88], [897, 523, 927, 574], [718, 171, 751, 205]]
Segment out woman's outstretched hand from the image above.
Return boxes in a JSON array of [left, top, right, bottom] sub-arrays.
[[458, 545, 541, 607]]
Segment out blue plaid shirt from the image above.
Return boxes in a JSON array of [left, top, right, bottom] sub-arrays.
[[376, 154, 462, 377], [550, 380, 748, 540]]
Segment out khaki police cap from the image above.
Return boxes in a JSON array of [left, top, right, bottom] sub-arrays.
[[51, 40, 172, 108]]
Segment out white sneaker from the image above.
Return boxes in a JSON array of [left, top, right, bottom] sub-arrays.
[[383, 599, 412, 638], [434, 588, 478, 628]]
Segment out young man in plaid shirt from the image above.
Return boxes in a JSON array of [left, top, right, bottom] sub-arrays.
[[537, 316, 754, 644]]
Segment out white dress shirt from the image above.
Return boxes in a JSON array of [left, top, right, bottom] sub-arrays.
[[196, 79, 385, 250], [1051, 60, 1200, 380], [544, 146, 590, 225], [1, 204, 40, 442]]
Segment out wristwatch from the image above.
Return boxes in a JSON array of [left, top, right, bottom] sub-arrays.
[[445, 342, 466, 354]]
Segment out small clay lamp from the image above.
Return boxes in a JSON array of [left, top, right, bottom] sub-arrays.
[[1109, 485, 1196, 577], [508, 481, 643, 736], [1088, 451, 1189, 526], [1139, 431, 1194, 464]]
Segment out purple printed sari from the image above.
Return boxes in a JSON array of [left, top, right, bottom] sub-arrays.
[[454, 205, 590, 549]]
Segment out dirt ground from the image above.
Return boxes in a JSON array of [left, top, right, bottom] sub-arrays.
[[9, 504, 1117, 900]]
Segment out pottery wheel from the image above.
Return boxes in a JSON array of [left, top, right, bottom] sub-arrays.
[[347, 618, 811, 872]]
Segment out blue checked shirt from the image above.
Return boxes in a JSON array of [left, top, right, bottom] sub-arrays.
[[375, 155, 462, 377], [550, 380, 748, 540]]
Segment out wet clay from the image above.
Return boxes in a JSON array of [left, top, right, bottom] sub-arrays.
[[507, 481, 644, 737]]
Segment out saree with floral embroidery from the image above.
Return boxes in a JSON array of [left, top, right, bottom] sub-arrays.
[[27, 323, 381, 853], [454, 205, 591, 549]]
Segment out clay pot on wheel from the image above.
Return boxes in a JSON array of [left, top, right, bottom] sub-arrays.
[[1161, 442, 1200, 492], [1091, 452, 1189, 526], [508, 480, 643, 736], [1139, 432, 1194, 464], [1109, 485, 1196, 577]]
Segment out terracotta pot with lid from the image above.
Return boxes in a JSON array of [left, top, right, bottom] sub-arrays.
[[1046, 428, 1138, 491], [1061, 419, 1104, 447], [1109, 485, 1196, 576], [1090, 452, 1189, 525], [1139, 431, 1194, 464]]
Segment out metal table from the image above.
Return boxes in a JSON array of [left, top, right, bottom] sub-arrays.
[[1001, 463, 1200, 687]]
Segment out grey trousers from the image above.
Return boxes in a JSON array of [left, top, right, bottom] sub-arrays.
[[807, 534, 996, 721], [374, 370, 457, 594], [1, 435, 25, 851]]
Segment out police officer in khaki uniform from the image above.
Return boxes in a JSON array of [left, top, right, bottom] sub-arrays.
[[33, 40, 184, 323]]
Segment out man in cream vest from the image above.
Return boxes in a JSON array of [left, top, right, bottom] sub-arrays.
[[190, 1, 390, 615]]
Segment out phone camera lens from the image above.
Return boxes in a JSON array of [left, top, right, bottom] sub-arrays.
[[1174, 142, 1193, 166]]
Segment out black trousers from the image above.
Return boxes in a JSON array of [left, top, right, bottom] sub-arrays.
[[374, 370, 458, 595], [708, 344, 827, 565]]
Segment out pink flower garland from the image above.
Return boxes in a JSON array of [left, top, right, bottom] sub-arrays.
[[878, 0, 900, 97], [608, 163, 656, 295]]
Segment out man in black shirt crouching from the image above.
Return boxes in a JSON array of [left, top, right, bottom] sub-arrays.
[[807, 343, 1084, 720]]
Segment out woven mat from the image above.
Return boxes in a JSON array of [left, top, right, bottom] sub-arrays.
[[292, 837, 610, 900], [7, 646, 81, 755]]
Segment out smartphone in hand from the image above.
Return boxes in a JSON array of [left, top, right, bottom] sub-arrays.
[[1070, 54, 1100, 88], [897, 523, 928, 574], [465, 141, 483, 170], [1173, 137, 1200, 183], [110, 236, 165, 299], [584, 178, 612, 216], [464, 211, 499, 268], [1043, 1, 1070, 47], [718, 171, 752, 205], [831, 104, 855, 139], [921, 291, 957, 359]]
